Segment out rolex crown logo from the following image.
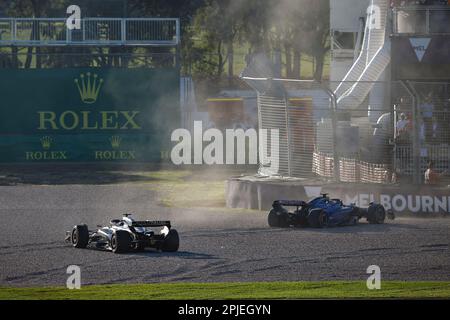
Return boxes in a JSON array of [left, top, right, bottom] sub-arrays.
[[40, 136, 53, 150], [110, 136, 122, 149], [74, 72, 104, 104]]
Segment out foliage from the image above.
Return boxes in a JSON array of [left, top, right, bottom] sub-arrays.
[[0, 0, 330, 80]]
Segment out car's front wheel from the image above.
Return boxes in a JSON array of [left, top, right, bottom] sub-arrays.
[[367, 204, 386, 224], [72, 225, 89, 248], [111, 230, 131, 254]]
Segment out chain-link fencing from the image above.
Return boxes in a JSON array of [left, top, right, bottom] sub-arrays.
[[242, 76, 450, 185]]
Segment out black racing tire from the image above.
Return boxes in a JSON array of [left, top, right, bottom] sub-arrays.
[[161, 229, 179, 252], [268, 209, 280, 228], [387, 209, 396, 221], [268, 209, 289, 228], [367, 204, 386, 224], [307, 209, 327, 228], [111, 230, 132, 254], [71, 225, 89, 248]]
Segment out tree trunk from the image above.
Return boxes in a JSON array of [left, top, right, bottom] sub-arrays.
[[36, 47, 42, 68], [11, 46, 18, 68], [293, 50, 301, 79], [121, 46, 131, 68], [217, 41, 223, 78], [24, 21, 37, 69], [26, 0, 44, 69], [284, 44, 292, 78], [227, 40, 234, 83], [314, 52, 325, 81], [97, 47, 107, 67], [273, 49, 282, 78], [109, 47, 121, 67], [24, 47, 33, 69]]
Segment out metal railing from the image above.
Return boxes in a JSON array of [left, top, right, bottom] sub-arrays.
[[0, 18, 180, 46], [392, 6, 450, 35]]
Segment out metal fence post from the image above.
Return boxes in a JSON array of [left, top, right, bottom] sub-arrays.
[[83, 19, 86, 43], [175, 19, 181, 68], [12, 18, 16, 42], [283, 89, 292, 177], [322, 85, 340, 182], [392, 7, 397, 34], [401, 81, 421, 184], [66, 19, 71, 44], [121, 19, 126, 45], [175, 19, 180, 46]]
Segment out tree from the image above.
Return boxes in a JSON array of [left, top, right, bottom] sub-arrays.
[[0, 0, 330, 78], [238, 0, 273, 55], [236, 0, 329, 80], [127, 0, 205, 72], [270, 0, 330, 80], [270, 0, 303, 78], [191, 0, 244, 79], [300, 0, 330, 80]]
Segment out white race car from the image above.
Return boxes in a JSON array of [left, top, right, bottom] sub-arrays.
[[65, 214, 179, 253]]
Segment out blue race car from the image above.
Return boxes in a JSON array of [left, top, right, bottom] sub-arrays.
[[268, 194, 395, 228]]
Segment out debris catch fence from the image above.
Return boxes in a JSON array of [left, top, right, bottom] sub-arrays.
[[242, 77, 450, 185]]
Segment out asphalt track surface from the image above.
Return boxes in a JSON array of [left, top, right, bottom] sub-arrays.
[[0, 184, 449, 287]]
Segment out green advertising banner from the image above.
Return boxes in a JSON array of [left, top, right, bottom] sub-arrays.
[[0, 68, 180, 163]]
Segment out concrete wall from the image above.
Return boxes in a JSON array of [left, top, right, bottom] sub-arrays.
[[227, 177, 450, 216]]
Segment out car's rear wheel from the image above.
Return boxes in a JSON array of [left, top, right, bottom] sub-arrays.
[[161, 229, 179, 252], [111, 230, 131, 254], [268, 209, 289, 228], [367, 204, 386, 224], [72, 225, 89, 248], [307, 209, 327, 228], [268, 209, 280, 227]]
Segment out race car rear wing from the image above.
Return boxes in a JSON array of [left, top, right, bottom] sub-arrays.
[[273, 200, 307, 207], [132, 221, 171, 228]]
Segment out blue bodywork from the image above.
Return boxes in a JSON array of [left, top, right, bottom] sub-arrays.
[[306, 196, 359, 226], [269, 194, 388, 228]]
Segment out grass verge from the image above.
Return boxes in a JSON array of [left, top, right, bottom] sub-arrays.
[[1, 281, 449, 300], [139, 169, 244, 209]]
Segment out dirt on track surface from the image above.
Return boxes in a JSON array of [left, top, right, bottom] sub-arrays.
[[0, 184, 449, 287]]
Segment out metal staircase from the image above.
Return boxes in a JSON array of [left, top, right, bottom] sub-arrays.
[[334, 0, 390, 109]]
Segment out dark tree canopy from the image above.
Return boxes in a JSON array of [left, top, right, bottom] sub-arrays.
[[0, 0, 330, 80]]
